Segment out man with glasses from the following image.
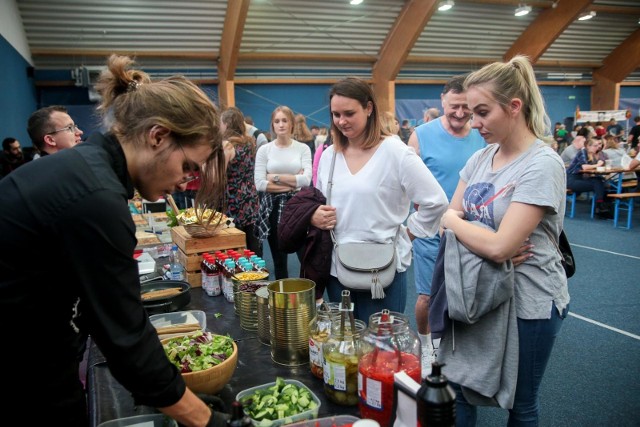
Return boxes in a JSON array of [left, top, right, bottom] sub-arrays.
[[27, 105, 83, 157]]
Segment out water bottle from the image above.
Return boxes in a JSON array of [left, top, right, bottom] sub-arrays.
[[416, 362, 456, 427], [169, 244, 185, 281]]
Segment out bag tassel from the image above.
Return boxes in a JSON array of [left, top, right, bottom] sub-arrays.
[[371, 270, 386, 299]]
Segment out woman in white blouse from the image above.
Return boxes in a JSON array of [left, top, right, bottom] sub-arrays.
[[254, 105, 312, 279], [314, 77, 448, 322]]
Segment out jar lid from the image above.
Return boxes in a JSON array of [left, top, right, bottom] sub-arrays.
[[353, 420, 381, 427]]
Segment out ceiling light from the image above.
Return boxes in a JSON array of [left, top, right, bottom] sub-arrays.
[[578, 11, 596, 21], [438, 0, 454, 11], [514, 5, 532, 16], [350, 0, 363, 5]]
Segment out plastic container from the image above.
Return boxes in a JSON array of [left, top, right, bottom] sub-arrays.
[[236, 379, 321, 427], [97, 413, 177, 427], [149, 310, 206, 331], [284, 415, 360, 427], [416, 362, 456, 427]]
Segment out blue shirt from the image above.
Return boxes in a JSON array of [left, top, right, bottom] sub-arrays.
[[414, 118, 486, 200]]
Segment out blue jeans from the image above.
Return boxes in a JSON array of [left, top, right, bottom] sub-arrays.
[[453, 304, 567, 427], [326, 271, 407, 323]]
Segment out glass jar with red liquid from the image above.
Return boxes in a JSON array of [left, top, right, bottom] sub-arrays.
[[357, 310, 421, 427]]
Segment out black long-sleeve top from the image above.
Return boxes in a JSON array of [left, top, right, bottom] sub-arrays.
[[0, 133, 185, 410]]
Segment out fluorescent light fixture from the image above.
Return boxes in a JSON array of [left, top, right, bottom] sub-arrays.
[[515, 5, 532, 16], [350, 0, 363, 5], [438, 0, 454, 11], [578, 11, 596, 21]]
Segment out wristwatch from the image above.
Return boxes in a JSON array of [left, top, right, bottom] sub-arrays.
[[273, 175, 280, 183]]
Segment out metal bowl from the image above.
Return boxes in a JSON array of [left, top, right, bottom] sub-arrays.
[[141, 280, 191, 315]]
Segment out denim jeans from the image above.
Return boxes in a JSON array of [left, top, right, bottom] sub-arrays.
[[453, 304, 567, 427], [326, 270, 407, 323]]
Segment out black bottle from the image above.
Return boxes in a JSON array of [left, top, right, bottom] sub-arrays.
[[416, 362, 456, 427], [227, 400, 251, 427]]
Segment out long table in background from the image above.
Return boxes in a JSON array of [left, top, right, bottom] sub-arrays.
[[86, 288, 360, 426]]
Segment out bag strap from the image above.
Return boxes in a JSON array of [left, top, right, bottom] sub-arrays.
[[540, 223, 567, 264], [326, 149, 400, 246]]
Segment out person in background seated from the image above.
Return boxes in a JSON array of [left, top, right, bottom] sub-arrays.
[[440, 55, 569, 426], [220, 107, 262, 256], [567, 138, 612, 219], [27, 105, 83, 157], [606, 117, 624, 140], [254, 105, 312, 279], [627, 116, 640, 150], [314, 77, 447, 322], [0, 137, 27, 178], [602, 134, 625, 166], [560, 127, 589, 166], [0, 54, 229, 427]]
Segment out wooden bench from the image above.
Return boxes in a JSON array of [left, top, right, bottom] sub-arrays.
[[566, 189, 595, 219], [607, 192, 640, 229], [621, 180, 638, 189]]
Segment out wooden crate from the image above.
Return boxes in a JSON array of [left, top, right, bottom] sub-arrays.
[[185, 270, 202, 288], [171, 226, 246, 255], [172, 226, 247, 288]]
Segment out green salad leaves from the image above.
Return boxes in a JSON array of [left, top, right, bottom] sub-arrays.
[[163, 330, 234, 373]]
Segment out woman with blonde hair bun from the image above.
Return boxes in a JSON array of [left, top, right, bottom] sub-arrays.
[[0, 54, 229, 426]]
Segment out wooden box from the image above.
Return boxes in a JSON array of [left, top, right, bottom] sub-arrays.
[[171, 226, 246, 255], [171, 226, 247, 288]]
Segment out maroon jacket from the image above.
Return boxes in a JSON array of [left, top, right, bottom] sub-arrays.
[[278, 187, 332, 299]]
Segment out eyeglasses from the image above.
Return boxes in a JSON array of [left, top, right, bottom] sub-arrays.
[[47, 124, 80, 135], [177, 143, 200, 184]]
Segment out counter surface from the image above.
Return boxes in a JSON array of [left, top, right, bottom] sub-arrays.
[[87, 288, 360, 426]]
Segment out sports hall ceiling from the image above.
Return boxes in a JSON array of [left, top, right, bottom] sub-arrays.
[[15, 0, 640, 84]]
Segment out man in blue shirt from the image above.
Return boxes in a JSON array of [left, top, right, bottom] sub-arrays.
[[408, 75, 486, 375]]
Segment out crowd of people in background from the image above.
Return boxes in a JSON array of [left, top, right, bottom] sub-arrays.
[[2, 51, 639, 427]]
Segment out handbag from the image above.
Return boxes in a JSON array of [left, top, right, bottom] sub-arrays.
[[326, 150, 398, 299], [542, 225, 576, 279]]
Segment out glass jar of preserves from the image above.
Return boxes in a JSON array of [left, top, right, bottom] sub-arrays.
[[309, 302, 340, 379], [322, 291, 366, 406], [358, 309, 421, 426]]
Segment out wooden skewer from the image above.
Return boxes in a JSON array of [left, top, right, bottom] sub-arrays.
[[166, 194, 181, 217]]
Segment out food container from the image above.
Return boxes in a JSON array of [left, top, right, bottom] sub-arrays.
[[256, 286, 271, 345], [284, 415, 360, 427], [236, 379, 321, 427], [161, 332, 238, 394], [358, 310, 421, 426], [97, 413, 177, 427], [237, 281, 269, 331], [141, 280, 191, 315], [149, 310, 206, 339], [268, 278, 316, 366]]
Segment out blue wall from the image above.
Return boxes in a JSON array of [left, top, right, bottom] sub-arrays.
[[11, 64, 640, 142], [234, 84, 332, 132], [0, 35, 37, 147]]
